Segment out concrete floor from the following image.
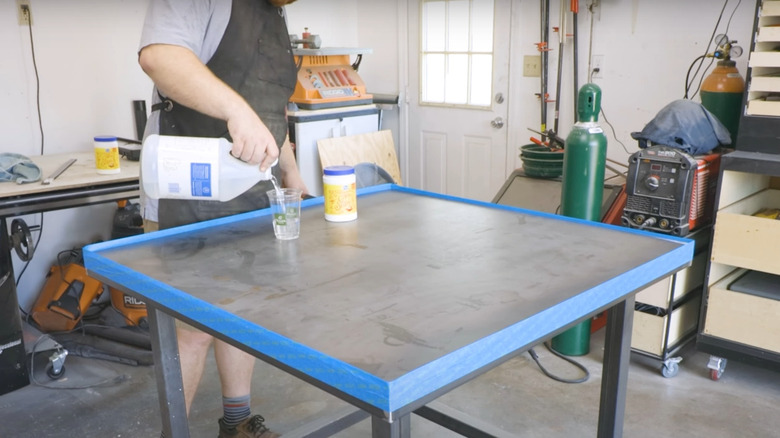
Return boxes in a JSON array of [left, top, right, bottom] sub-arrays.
[[2, 329, 779, 438]]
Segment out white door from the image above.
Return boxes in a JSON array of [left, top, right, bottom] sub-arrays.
[[407, 0, 511, 201]]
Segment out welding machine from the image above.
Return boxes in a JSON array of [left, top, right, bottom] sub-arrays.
[[622, 146, 720, 236]]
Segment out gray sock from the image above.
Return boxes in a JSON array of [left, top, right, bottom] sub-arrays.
[[222, 394, 252, 428]]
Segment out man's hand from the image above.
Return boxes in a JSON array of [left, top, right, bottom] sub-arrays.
[[226, 109, 279, 171]]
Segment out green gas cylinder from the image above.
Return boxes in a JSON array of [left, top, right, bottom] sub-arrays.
[[551, 83, 607, 357]]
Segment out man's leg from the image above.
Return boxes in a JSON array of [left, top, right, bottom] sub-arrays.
[[177, 326, 214, 413], [214, 340, 277, 437], [214, 339, 255, 398]]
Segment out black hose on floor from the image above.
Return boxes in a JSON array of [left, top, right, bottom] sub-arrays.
[[528, 342, 590, 384]]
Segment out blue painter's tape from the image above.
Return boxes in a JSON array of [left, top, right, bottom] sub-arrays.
[[83, 248, 392, 410], [385, 238, 693, 411]]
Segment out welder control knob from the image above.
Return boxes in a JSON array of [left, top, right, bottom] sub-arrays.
[[645, 175, 660, 191]]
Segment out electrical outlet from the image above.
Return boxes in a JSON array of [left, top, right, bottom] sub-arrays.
[[523, 55, 541, 78], [591, 54, 604, 79], [17, 0, 32, 26]]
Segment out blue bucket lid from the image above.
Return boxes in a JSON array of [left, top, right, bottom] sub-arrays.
[[324, 165, 355, 176], [94, 135, 118, 142]]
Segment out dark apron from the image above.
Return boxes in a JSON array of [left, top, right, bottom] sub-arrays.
[[156, 0, 296, 229]]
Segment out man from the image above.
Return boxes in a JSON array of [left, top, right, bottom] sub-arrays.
[[138, 0, 304, 437]]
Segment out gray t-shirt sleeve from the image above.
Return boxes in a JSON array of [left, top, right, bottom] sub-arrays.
[[138, 0, 230, 63]]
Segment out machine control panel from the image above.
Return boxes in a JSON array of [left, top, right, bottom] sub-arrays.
[[632, 156, 686, 200]]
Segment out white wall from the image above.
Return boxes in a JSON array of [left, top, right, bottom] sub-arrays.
[[1, 0, 757, 309], [507, 0, 755, 171], [2, 0, 152, 310]]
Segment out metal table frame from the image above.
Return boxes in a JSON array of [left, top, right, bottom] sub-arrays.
[[83, 185, 693, 438]]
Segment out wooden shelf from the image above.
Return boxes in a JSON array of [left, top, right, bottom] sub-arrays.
[[703, 269, 780, 354], [710, 188, 780, 276]]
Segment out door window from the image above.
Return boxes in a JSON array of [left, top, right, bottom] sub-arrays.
[[421, 0, 495, 108]]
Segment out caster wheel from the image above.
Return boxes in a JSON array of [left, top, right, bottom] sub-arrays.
[[660, 357, 682, 378], [46, 364, 65, 380], [662, 361, 679, 378]]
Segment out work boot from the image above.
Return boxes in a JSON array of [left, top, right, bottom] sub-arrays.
[[217, 414, 279, 438]]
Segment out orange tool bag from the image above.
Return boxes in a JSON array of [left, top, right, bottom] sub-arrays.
[[108, 286, 148, 327], [31, 263, 104, 332]]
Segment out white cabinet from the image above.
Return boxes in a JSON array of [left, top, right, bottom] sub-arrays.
[[289, 105, 379, 196], [631, 226, 710, 378]]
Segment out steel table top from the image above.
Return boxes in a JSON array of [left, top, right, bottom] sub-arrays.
[[83, 185, 693, 435]]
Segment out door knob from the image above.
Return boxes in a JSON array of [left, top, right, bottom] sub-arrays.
[[491, 117, 504, 129]]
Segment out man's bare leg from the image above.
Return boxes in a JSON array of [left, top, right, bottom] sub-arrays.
[[214, 339, 255, 397], [176, 327, 213, 413]]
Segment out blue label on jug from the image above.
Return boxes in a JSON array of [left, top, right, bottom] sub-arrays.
[[190, 162, 213, 197]]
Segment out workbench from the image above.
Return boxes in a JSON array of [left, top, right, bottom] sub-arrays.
[[0, 151, 139, 217], [82, 185, 693, 438], [0, 151, 139, 393]]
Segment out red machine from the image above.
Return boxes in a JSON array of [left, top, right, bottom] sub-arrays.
[[622, 146, 721, 236]]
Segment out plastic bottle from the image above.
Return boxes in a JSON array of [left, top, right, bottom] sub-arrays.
[[323, 165, 357, 222], [94, 135, 121, 175], [141, 134, 277, 202]]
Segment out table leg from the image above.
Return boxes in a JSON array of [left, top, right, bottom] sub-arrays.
[[371, 413, 411, 438], [597, 295, 635, 438], [148, 306, 190, 438]]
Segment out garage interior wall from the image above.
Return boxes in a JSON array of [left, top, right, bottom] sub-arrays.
[[2, 0, 754, 307]]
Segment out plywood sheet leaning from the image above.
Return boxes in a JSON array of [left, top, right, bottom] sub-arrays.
[[316, 130, 403, 186]]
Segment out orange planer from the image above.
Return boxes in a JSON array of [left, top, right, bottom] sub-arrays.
[[290, 48, 373, 110]]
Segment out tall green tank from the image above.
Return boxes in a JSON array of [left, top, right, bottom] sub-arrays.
[[551, 83, 607, 356]]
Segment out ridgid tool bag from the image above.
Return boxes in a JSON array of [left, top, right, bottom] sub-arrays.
[[31, 261, 104, 333]]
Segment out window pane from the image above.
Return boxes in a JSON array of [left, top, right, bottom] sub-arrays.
[[470, 54, 492, 106], [420, 0, 496, 107], [471, 0, 494, 52], [423, 1, 446, 52], [445, 54, 468, 105], [447, 0, 470, 52], [423, 54, 445, 103]]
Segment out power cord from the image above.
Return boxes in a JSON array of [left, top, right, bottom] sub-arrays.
[[599, 105, 632, 158], [528, 342, 590, 384], [21, 4, 44, 156], [16, 1, 46, 298]]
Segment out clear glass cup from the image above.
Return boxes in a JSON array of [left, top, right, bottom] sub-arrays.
[[266, 188, 303, 240]]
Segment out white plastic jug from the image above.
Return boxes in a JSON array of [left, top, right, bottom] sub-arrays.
[[141, 134, 277, 201]]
